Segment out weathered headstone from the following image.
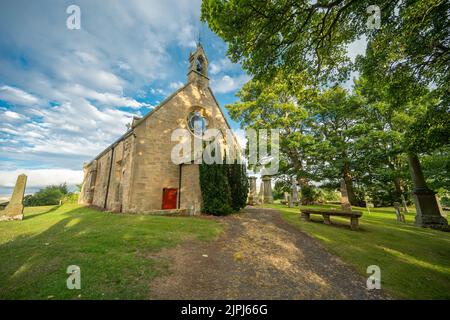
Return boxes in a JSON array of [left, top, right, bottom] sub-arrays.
[[282, 191, 289, 205], [258, 181, 264, 204], [393, 202, 406, 223], [0, 174, 27, 221], [400, 194, 409, 213], [408, 153, 447, 228], [288, 193, 293, 208], [365, 195, 374, 213], [248, 176, 257, 205], [262, 175, 273, 204], [291, 176, 298, 205], [340, 178, 352, 212]]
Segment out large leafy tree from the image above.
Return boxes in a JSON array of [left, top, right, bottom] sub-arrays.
[[307, 86, 365, 205], [203, 0, 449, 198], [202, 0, 448, 89], [226, 71, 317, 188]]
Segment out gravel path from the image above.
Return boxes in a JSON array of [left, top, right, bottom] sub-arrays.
[[149, 207, 388, 299]]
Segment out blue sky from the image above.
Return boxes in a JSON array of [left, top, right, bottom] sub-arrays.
[[0, 0, 252, 195]]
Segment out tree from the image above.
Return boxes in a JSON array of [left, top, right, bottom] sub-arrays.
[[202, 0, 448, 89], [307, 86, 365, 205], [226, 70, 316, 188], [226, 160, 249, 211], [23, 183, 69, 206], [199, 160, 233, 216]]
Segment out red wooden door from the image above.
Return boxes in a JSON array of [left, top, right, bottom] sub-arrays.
[[162, 188, 178, 210]]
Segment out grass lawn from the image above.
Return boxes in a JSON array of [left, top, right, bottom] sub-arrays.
[[0, 203, 222, 299], [269, 203, 450, 299]]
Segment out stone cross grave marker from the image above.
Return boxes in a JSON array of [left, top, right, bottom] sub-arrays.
[[0, 174, 27, 221]]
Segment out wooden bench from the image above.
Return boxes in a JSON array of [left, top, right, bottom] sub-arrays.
[[300, 208, 363, 231]]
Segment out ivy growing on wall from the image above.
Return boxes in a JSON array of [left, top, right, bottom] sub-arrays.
[[199, 157, 248, 216]]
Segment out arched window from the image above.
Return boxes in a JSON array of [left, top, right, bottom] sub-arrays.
[[196, 56, 204, 73]]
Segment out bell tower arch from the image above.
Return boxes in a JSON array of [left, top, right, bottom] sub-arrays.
[[188, 43, 209, 87]]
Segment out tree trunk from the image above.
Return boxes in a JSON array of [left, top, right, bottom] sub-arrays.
[[343, 162, 358, 205]]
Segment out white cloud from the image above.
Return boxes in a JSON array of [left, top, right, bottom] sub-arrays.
[[0, 0, 206, 171], [64, 84, 148, 108], [0, 85, 41, 106], [2, 110, 26, 120], [169, 81, 184, 90], [0, 169, 83, 188], [209, 58, 236, 75], [211, 74, 251, 94]]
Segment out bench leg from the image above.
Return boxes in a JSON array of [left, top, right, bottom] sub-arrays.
[[301, 212, 310, 221], [350, 217, 359, 231], [323, 214, 331, 225]]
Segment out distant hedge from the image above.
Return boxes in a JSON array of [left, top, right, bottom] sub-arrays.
[[199, 159, 248, 216], [23, 183, 70, 206]]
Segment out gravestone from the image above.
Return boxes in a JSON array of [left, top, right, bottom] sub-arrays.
[[400, 194, 409, 213], [365, 196, 374, 213], [248, 176, 257, 205], [258, 181, 264, 204], [393, 202, 406, 223], [283, 192, 289, 205], [340, 178, 352, 212], [262, 175, 273, 204], [408, 153, 447, 228], [288, 193, 293, 208], [291, 176, 298, 205], [0, 174, 27, 221]]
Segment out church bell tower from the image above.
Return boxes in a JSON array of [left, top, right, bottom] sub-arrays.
[[187, 43, 209, 87]]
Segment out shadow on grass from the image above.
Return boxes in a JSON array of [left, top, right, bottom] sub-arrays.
[[24, 205, 61, 220], [272, 204, 450, 299], [0, 204, 221, 300]]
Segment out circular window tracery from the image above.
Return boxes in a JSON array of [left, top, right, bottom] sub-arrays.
[[187, 111, 208, 136]]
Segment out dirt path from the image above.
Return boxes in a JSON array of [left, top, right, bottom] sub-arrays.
[[149, 207, 388, 299]]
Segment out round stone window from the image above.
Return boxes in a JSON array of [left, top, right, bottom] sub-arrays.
[[187, 111, 208, 136]]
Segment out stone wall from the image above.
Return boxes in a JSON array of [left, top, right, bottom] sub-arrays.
[[79, 81, 238, 214], [180, 164, 202, 215]]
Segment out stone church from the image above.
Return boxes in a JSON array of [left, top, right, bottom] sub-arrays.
[[79, 44, 240, 215]]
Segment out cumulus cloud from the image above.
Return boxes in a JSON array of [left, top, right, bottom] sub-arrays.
[[2, 110, 27, 121], [0, 0, 205, 171], [209, 58, 237, 75], [169, 81, 184, 90], [211, 74, 251, 94], [0, 0, 250, 178], [0, 86, 41, 106], [0, 169, 83, 188]]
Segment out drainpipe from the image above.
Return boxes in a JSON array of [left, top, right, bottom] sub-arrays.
[[104, 146, 115, 209], [178, 164, 182, 209]]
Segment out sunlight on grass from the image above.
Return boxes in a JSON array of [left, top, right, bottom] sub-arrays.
[[269, 203, 450, 299], [0, 203, 223, 299], [377, 246, 450, 274]]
